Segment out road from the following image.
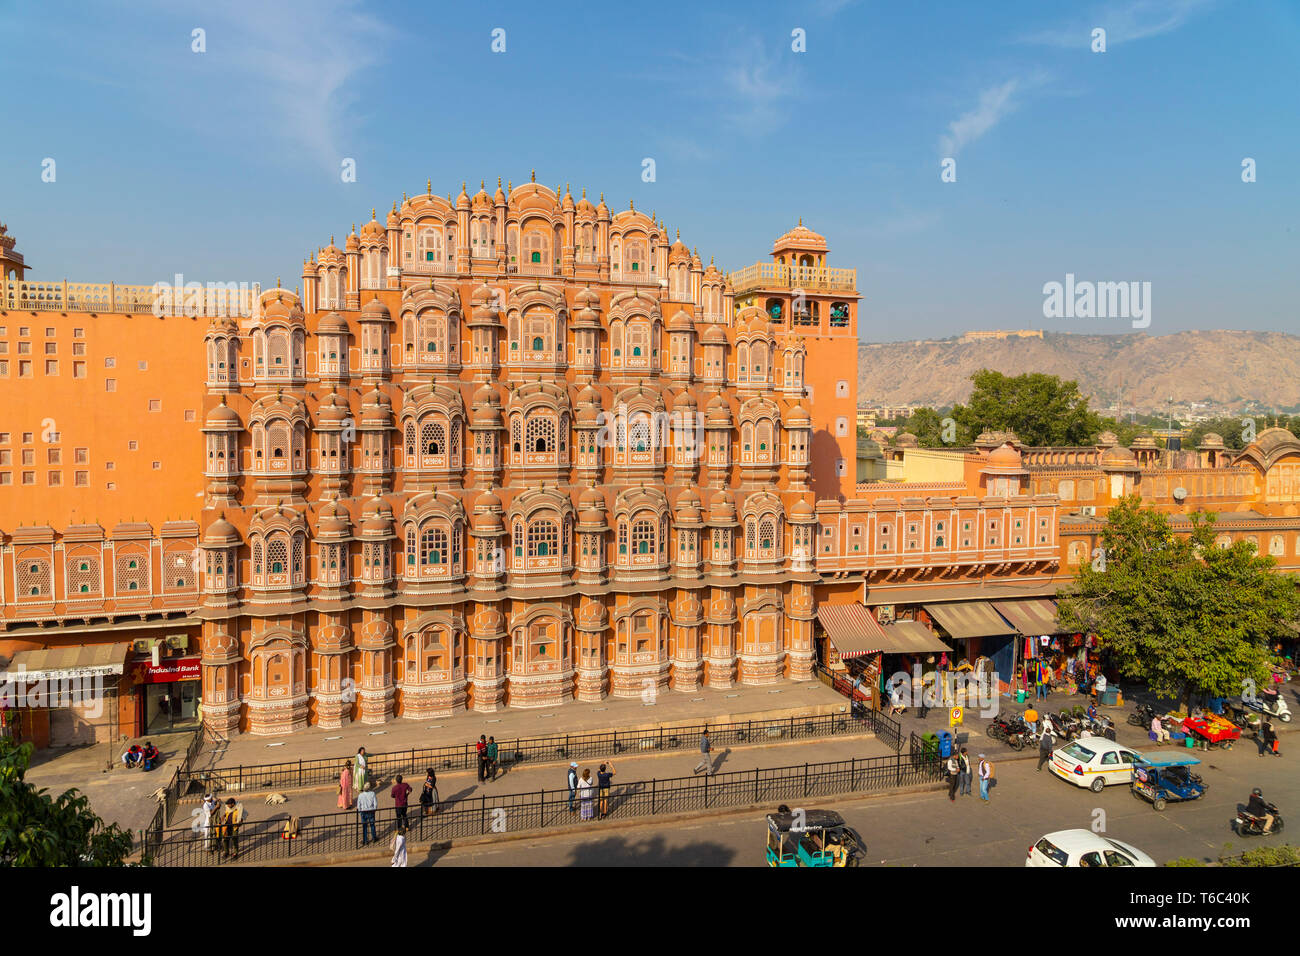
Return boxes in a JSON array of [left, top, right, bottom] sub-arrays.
[[346, 740, 1294, 867]]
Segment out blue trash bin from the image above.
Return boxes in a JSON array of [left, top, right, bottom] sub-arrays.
[[938, 730, 953, 759]]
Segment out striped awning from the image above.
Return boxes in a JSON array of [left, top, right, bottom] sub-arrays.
[[992, 598, 1062, 635], [0, 643, 132, 684], [924, 601, 1017, 640], [878, 620, 952, 654], [816, 604, 887, 659]]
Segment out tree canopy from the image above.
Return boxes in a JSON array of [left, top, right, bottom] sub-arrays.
[[0, 737, 138, 866], [1055, 497, 1299, 707], [952, 369, 1102, 447]]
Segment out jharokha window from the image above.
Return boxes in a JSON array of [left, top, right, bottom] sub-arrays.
[[404, 521, 462, 579]]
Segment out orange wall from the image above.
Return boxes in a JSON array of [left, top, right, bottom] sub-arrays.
[[0, 310, 207, 530]]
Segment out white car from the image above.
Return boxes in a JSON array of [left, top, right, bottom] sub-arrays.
[[1026, 830, 1156, 867], [1049, 738, 1138, 792]]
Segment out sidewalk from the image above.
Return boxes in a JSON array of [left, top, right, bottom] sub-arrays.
[[183, 730, 900, 831], [196, 679, 850, 773]]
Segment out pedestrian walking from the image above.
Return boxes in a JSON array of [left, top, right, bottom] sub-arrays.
[[1093, 672, 1107, 703], [1037, 726, 1055, 772], [578, 768, 596, 821], [353, 747, 368, 795], [958, 747, 972, 796], [476, 735, 488, 781], [391, 826, 408, 867], [357, 782, 378, 846], [597, 761, 616, 818], [567, 761, 579, 812], [694, 730, 713, 775], [220, 797, 244, 859], [338, 761, 353, 809], [391, 773, 412, 829], [485, 736, 499, 780], [946, 753, 960, 801], [200, 793, 220, 853], [977, 754, 992, 802], [419, 767, 439, 817], [1261, 717, 1280, 757]]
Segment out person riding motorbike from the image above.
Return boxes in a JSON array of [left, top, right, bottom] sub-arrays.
[[1246, 788, 1275, 833]]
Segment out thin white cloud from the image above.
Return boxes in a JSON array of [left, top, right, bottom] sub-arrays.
[[720, 34, 795, 133], [1021, 0, 1217, 47], [939, 79, 1022, 157], [196, 0, 391, 172]]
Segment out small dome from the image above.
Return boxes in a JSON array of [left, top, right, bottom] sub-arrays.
[[1099, 445, 1139, 471], [1253, 426, 1299, 457], [706, 394, 733, 425], [262, 293, 305, 326], [982, 442, 1026, 475], [1198, 432, 1225, 449], [204, 398, 241, 428], [789, 499, 815, 520], [317, 391, 350, 424], [317, 501, 351, 537], [202, 517, 241, 546], [1095, 430, 1118, 447], [317, 311, 349, 335], [669, 309, 694, 331], [672, 390, 697, 412], [709, 490, 737, 523], [360, 296, 391, 321], [1130, 435, 1158, 450], [784, 403, 811, 427], [359, 209, 385, 241], [895, 432, 919, 447], [772, 221, 827, 254], [702, 325, 728, 346]]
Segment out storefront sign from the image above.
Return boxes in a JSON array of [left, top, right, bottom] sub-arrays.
[[131, 657, 201, 684]]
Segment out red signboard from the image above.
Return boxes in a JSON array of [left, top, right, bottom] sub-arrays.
[[130, 657, 201, 684]]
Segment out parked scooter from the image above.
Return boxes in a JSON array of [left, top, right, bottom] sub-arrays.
[[1243, 687, 1292, 723]]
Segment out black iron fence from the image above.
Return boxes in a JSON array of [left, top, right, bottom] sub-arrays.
[[173, 709, 900, 802], [145, 745, 946, 867], [816, 665, 902, 752], [140, 727, 207, 856]]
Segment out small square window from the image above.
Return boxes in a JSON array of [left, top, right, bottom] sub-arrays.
[[128, 440, 138, 451], [75, 471, 89, 486], [73, 361, 86, 378], [74, 447, 88, 463], [45, 360, 58, 375], [105, 378, 116, 391], [139, 360, 148, 371], [152, 461, 161, 470], [106, 481, 116, 490], [44, 342, 57, 354], [184, 409, 196, 422], [73, 328, 84, 338], [48, 470, 62, 486], [44, 327, 55, 337], [22, 471, 35, 485], [148, 399, 161, 412], [104, 356, 116, 368]]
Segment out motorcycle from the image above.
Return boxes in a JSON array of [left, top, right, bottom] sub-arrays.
[[1127, 703, 1158, 728], [1045, 713, 1080, 743], [1235, 802, 1284, 837]]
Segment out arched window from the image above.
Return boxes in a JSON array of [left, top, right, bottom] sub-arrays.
[[528, 519, 558, 558], [526, 415, 556, 453], [632, 519, 655, 555]]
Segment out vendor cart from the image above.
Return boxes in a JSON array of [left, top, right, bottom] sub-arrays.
[[1181, 714, 1241, 750]]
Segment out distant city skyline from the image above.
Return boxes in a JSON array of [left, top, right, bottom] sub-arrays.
[[2, 0, 1297, 341]]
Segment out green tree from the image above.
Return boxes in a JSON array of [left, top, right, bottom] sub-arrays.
[[952, 370, 1102, 446], [0, 737, 138, 866], [1056, 498, 1298, 709], [904, 407, 961, 448]]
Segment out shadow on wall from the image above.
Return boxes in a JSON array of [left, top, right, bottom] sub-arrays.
[[809, 427, 845, 503]]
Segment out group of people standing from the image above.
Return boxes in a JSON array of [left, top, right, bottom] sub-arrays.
[[198, 794, 245, 858], [475, 735, 500, 781], [567, 760, 617, 820], [943, 747, 994, 802]]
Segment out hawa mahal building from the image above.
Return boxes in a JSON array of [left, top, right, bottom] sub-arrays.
[[3, 182, 1300, 746]]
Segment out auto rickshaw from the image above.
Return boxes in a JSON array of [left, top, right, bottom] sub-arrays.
[[1129, 752, 1206, 811], [765, 809, 864, 867]]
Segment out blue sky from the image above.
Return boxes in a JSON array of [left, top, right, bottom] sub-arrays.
[[1, 0, 1297, 341]]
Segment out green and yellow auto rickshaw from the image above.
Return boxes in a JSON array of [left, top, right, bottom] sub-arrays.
[[765, 809, 864, 867]]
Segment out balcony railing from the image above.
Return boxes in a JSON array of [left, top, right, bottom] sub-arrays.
[[1, 278, 259, 316], [727, 262, 857, 295], [403, 260, 457, 275]]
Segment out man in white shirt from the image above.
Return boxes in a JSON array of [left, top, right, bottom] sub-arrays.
[[977, 754, 992, 802], [357, 783, 379, 845]]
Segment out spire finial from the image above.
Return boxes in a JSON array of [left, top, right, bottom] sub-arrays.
[[498, 176, 502, 188], [276, 276, 281, 288], [677, 229, 680, 240], [798, 216, 802, 227], [427, 179, 432, 194], [581, 186, 586, 198], [530, 169, 536, 182], [481, 179, 485, 189], [629, 199, 635, 211], [371, 208, 376, 220]]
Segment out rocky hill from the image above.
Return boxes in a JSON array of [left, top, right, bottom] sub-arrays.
[[858, 330, 1300, 415]]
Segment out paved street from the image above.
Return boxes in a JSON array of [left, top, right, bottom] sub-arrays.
[[338, 735, 1294, 867]]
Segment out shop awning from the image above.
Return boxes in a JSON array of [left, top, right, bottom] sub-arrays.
[[0, 643, 132, 683], [924, 601, 1017, 640], [817, 604, 887, 659], [992, 598, 1062, 636], [878, 620, 952, 655]]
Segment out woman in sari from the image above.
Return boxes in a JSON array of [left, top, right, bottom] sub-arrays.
[[419, 767, 439, 817], [578, 769, 596, 821], [338, 762, 353, 809], [353, 747, 368, 795]]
